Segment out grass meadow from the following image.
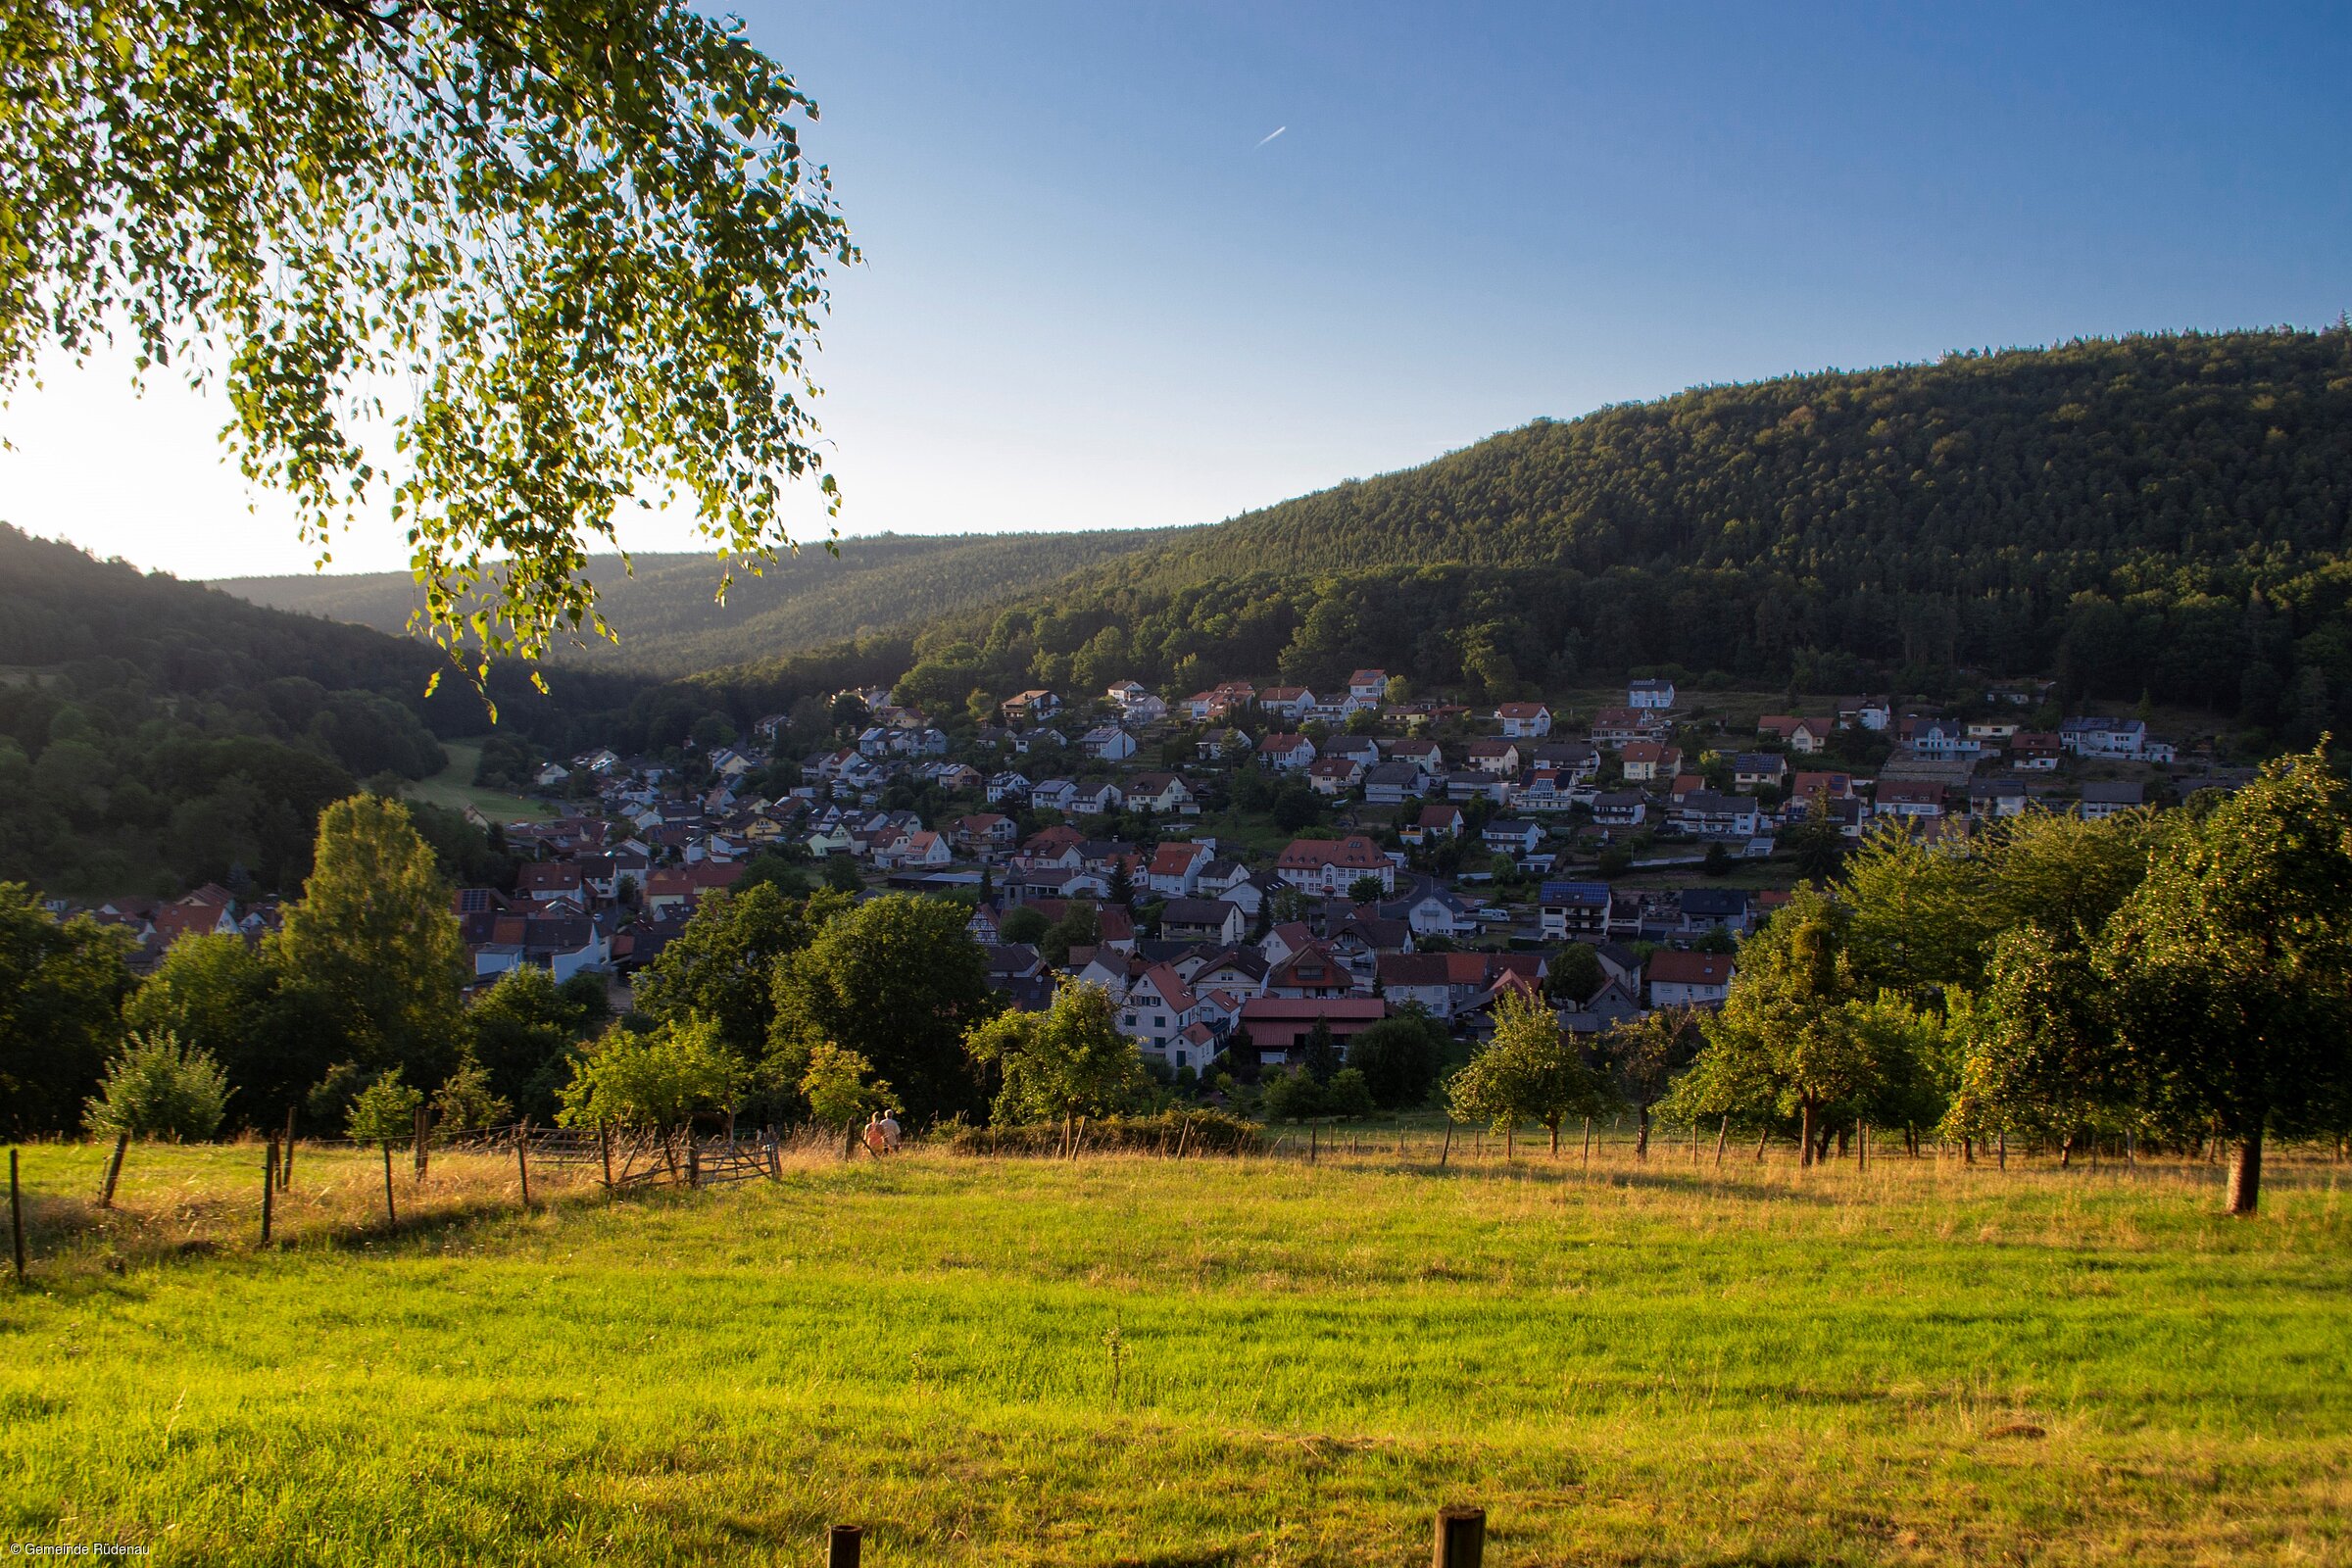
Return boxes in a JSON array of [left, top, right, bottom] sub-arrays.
[[3, 1132, 2348, 1566]]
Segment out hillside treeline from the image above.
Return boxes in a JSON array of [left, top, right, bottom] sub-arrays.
[[217, 529, 1187, 675], [0, 528, 648, 894], [688, 329, 2352, 735]]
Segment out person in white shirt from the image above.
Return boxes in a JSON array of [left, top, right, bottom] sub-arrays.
[[878, 1111, 902, 1152]]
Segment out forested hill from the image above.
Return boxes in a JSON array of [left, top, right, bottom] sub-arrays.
[[684, 329, 2352, 741], [0, 527, 644, 897], [216, 527, 1190, 676]]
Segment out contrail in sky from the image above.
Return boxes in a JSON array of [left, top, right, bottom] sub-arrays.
[[1256, 125, 1287, 147]]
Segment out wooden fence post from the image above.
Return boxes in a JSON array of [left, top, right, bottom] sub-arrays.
[[1713, 1114, 1730, 1168], [1582, 1116, 1592, 1166], [600, 1125, 614, 1191], [826, 1523, 862, 1567], [1309, 1125, 1317, 1165], [1433, 1504, 1485, 1568], [516, 1122, 533, 1208], [10, 1149, 24, 1286], [282, 1106, 298, 1188], [99, 1130, 129, 1209], [261, 1137, 276, 1248], [1439, 1120, 1452, 1169], [1857, 1120, 1868, 1171], [415, 1103, 430, 1181], [687, 1144, 701, 1191], [380, 1142, 398, 1228]]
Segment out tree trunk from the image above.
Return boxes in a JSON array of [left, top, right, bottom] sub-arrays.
[[1549, 1122, 1559, 1156], [2059, 1131, 2074, 1169], [1799, 1102, 1815, 1168], [1836, 1125, 1849, 1160], [1635, 1105, 1651, 1160], [2227, 1129, 2263, 1216]]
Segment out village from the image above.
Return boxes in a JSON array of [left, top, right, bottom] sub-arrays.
[[79, 668, 2225, 1093]]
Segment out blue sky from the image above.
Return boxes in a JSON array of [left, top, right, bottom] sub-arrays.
[[5, 0, 2348, 577]]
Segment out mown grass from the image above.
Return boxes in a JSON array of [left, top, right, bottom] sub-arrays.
[[4, 1135, 2348, 1565], [407, 737, 557, 822]]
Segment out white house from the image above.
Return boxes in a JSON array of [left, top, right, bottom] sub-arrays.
[[1080, 726, 1138, 762], [1628, 678, 1677, 710], [1119, 965, 1200, 1062], [1494, 702, 1552, 738]]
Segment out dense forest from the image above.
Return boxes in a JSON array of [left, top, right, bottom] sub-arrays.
[[215, 528, 1188, 676], [0, 527, 652, 896], [675, 329, 2352, 745]]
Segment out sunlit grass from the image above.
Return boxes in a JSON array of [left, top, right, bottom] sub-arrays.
[[4, 1136, 2347, 1565]]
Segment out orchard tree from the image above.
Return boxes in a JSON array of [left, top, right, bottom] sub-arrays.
[[1546, 942, 1605, 1006], [270, 796, 467, 1087], [466, 964, 608, 1121], [768, 893, 995, 1123], [963, 982, 1149, 1125], [1597, 1004, 1698, 1158], [634, 884, 847, 1058], [346, 1068, 424, 1144], [4, 0, 854, 682], [799, 1040, 897, 1131], [2099, 748, 2352, 1214], [558, 1017, 750, 1146], [1348, 1007, 1448, 1109], [1448, 985, 1611, 1154], [1943, 925, 2121, 1161]]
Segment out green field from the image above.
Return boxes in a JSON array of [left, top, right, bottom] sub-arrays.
[[4, 1138, 2348, 1565], [408, 737, 558, 822]]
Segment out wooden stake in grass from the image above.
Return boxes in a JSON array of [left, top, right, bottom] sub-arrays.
[[261, 1137, 276, 1248], [827, 1523, 862, 1568], [1714, 1114, 1730, 1168], [9, 1148, 24, 1287], [99, 1130, 129, 1210], [516, 1123, 533, 1208], [1439, 1120, 1452, 1169], [282, 1106, 298, 1188], [1582, 1116, 1592, 1166], [380, 1142, 397, 1228], [415, 1103, 430, 1181], [1433, 1504, 1486, 1567], [600, 1126, 613, 1191]]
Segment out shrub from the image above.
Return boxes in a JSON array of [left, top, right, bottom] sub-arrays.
[[83, 1030, 231, 1142]]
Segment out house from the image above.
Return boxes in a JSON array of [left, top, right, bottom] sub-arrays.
[[1647, 950, 1735, 1008], [1495, 702, 1553, 738], [1257, 686, 1316, 721], [1236, 998, 1388, 1062], [1374, 952, 1490, 1018], [1592, 791, 1647, 828], [1628, 678, 1677, 710], [1002, 690, 1063, 724], [1146, 841, 1212, 897], [1836, 696, 1892, 731], [1265, 942, 1361, 1000], [472, 914, 610, 984], [1029, 778, 1078, 813], [1362, 760, 1430, 804], [2060, 716, 2149, 760], [1124, 772, 1198, 815], [1757, 715, 1832, 754], [1591, 707, 1666, 748], [1258, 733, 1318, 771], [1620, 741, 1682, 783], [1400, 802, 1465, 845], [1159, 898, 1247, 947], [1789, 770, 1855, 803], [1732, 753, 1788, 791], [641, 862, 747, 918], [1529, 740, 1601, 781], [1307, 756, 1367, 797], [1480, 818, 1544, 857], [1668, 791, 1761, 841], [1347, 669, 1390, 711], [2078, 779, 2146, 820], [1389, 885, 1478, 939], [1275, 834, 1396, 897], [1384, 738, 1445, 774], [1539, 881, 1611, 940], [1967, 778, 2030, 818], [1445, 769, 1509, 804], [1967, 720, 2022, 744], [516, 862, 586, 906], [1874, 780, 1945, 819], [1325, 735, 1382, 767], [1119, 965, 1200, 1062], [1464, 740, 1521, 775], [1080, 726, 1138, 762], [1908, 719, 1980, 760], [2009, 733, 2063, 770], [1195, 728, 1251, 762], [1678, 887, 1750, 935], [1191, 947, 1271, 997]]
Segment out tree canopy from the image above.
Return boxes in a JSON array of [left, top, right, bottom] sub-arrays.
[[3, 0, 854, 681]]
